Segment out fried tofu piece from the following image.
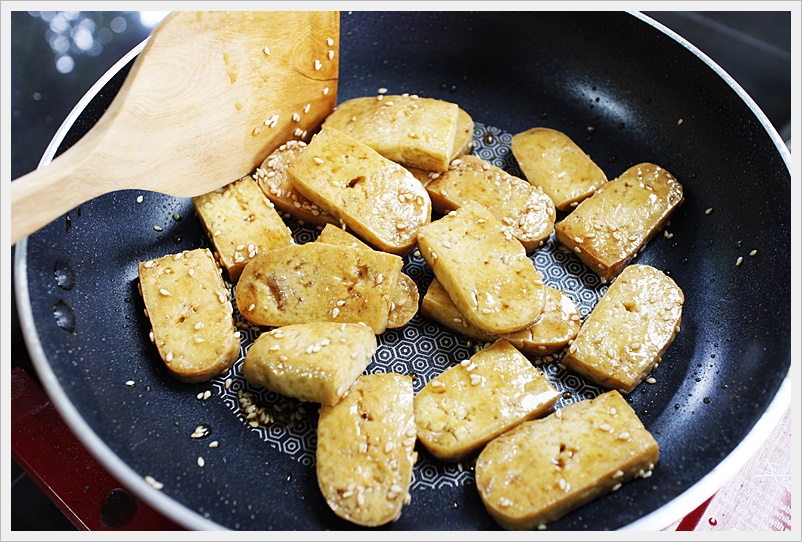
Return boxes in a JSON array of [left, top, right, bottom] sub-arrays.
[[415, 340, 559, 461], [243, 322, 377, 406], [475, 390, 659, 530], [562, 264, 684, 393], [317, 373, 416, 527], [252, 139, 338, 228], [288, 128, 431, 255], [315, 224, 419, 329], [554, 163, 683, 282], [416, 201, 546, 334], [138, 249, 239, 383], [425, 155, 555, 252], [421, 278, 580, 356], [452, 107, 475, 159], [322, 95, 460, 172], [193, 175, 294, 281], [511, 127, 608, 211], [236, 243, 402, 334]]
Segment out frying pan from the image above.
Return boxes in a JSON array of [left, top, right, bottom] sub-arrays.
[[15, 11, 791, 531]]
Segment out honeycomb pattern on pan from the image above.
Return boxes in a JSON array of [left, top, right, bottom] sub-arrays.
[[210, 122, 608, 490]]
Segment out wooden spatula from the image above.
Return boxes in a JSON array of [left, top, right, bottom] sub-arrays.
[[11, 11, 339, 244]]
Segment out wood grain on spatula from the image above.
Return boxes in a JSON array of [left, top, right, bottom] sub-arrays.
[[11, 11, 339, 244]]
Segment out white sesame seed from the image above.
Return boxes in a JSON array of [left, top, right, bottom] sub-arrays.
[[263, 46, 271, 55], [208, 441, 219, 448], [327, 50, 334, 60], [332, 307, 340, 318], [646, 377, 657, 384], [145, 476, 163, 490], [314, 59, 322, 70], [613, 469, 624, 479], [470, 374, 482, 386], [749, 249, 758, 256], [125, 380, 135, 387], [197, 457, 205, 468], [599, 423, 612, 432], [736, 256, 744, 266], [612, 482, 622, 491], [326, 37, 334, 46], [203, 390, 212, 400], [136, 195, 144, 204], [165, 352, 174, 362], [313, 156, 324, 164], [705, 207, 713, 215], [153, 225, 163, 232], [618, 431, 631, 440], [322, 87, 329, 95]]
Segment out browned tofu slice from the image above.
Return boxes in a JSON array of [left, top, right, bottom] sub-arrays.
[[235, 243, 402, 334], [425, 154, 555, 252], [416, 201, 546, 334], [288, 127, 431, 255], [317, 373, 416, 527], [193, 176, 294, 281], [562, 264, 684, 393], [511, 127, 608, 211], [421, 278, 580, 356], [415, 340, 559, 461], [322, 94, 459, 171], [554, 163, 684, 282], [243, 322, 377, 406], [475, 390, 659, 530], [452, 107, 475, 159], [138, 249, 240, 383], [252, 139, 338, 227], [315, 224, 419, 329]]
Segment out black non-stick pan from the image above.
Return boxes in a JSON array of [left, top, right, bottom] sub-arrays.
[[15, 11, 791, 531]]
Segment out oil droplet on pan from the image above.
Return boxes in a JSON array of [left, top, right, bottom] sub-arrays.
[[53, 300, 76, 332], [100, 488, 137, 528], [54, 261, 75, 290]]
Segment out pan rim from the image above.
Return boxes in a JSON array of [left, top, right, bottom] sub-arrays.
[[13, 10, 793, 532]]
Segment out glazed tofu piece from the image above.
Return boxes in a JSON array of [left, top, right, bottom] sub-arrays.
[[415, 340, 559, 462], [322, 94, 460, 171], [511, 127, 608, 211], [421, 278, 580, 356], [416, 201, 546, 334], [562, 264, 684, 393], [288, 128, 431, 255], [252, 139, 338, 227], [243, 322, 377, 406], [425, 154, 555, 252], [475, 390, 659, 530], [193, 176, 294, 282], [315, 224, 419, 329], [554, 162, 684, 282], [138, 249, 239, 383], [316, 373, 416, 527], [452, 107, 475, 159], [236, 243, 402, 334]]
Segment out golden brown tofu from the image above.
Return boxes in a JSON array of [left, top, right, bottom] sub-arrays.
[[252, 139, 338, 228], [421, 278, 580, 356], [243, 323, 377, 406], [415, 340, 559, 461], [475, 390, 659, 530], [193, 176, 294, 281], [452, 108, 475, 159], [322, 95, 459, 171], [416, 201, 546, 334], [236, 243, 402, 334], [562, 264, 684, 393], [316, 373, 416, 527], [288, 128, 431, 255], [138, 249, 239, 383], [511, 127, 608, 211], [554, 162, 684, 282], [315, 224, 419, 329], [425, 154, 555, 252]]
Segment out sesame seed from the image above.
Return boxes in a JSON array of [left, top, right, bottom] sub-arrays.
[[292, 112, 301, 122], [327, 50, 334, 60], [194, 336, 205, 343], [326, 37, 334, 46], [203, 390, 212, 400], [208, 441, 219, 448], [314, 59, 322, 70], [263, 46, 271, 55], [313, 156, 324, 164], [613, 469, 624, 478], [749, 249, 758, 256], [225, 378, 233, 389], [197, 457, 205, 468], [248, 304, 255, 312], [555, 409, 563, 419], [322, 87, 329, 95], [143, 260, 155, 268], [645, 377, 657, 384], [136, 195, 144, 204], [618, 431, 631, 440], [125, 380, 135, 387], [303, 103, 311, 114], [612, 482, 622, 491], [145, 475, 163, 490], [188, 269, 195, 277], [599, 423, 612, 432], [153, 225, 163, 232], [470, 374, 482, 386], [705, 207, 713, 215], [165, 352, 174, 362], [332, 307, 340, 318], [736, 256, 744, 266]]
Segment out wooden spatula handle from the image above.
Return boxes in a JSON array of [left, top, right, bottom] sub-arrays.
[[11, 137, 111, 244]]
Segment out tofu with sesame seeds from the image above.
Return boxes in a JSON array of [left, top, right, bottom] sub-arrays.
[[243, 323, 377, 406], [138, 249, 239, 383], [235, 242, 402, 334], [415, 340, 559, 462], [554, 162, 684, 282], [424, 154, 555, 252], [561, 264, 684, 394], [475, 390, 659, 530], [252, 139, 338, 228], [193, 175, 293, 282], [416, 200, 546, 334], [316, 373, 416, 527], [421, 278, 580, 356], [322, 95, 460, 172], [315, 224, 419, 329], [511, 127, 608, 211], [288, 128, 432, 255]]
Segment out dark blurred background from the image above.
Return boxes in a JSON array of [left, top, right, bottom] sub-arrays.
[[8, 10, 791, 531]]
